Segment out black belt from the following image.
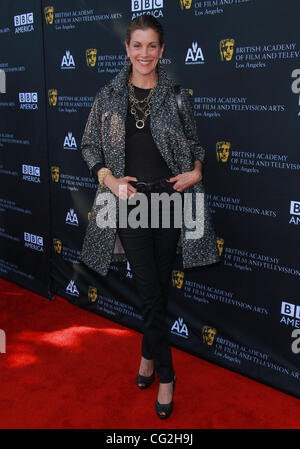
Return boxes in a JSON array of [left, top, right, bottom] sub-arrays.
[[130, 177, 175, 192]]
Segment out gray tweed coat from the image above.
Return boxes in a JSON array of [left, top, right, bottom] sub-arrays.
[[79, 62, 220, 276]]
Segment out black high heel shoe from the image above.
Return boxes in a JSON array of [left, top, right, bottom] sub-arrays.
[[155, 374, 176, 419], [136, 370, 155, 389]]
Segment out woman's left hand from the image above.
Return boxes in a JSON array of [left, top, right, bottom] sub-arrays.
[[166, 168, 202, 192]]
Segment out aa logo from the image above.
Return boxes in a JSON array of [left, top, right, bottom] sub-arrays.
[[202, 325, 217, 346], [51, 166, 59, 182], [171, 317, 188, 338], [185, 42, 204, 65], [53, 238, 62, 254], [216, 141, 230, 162], [66, 280, 79, 296], [220, 38, 235, 62], [180, 0, 193, 9], [88, 286, 98, 303], [86, 49, 97, 67], [64, 132, 77, 150], [172, 270, 184, 289], [66, 208, 79, 226], [216, 237, 224, 256], [44, 6, 54, 24], [61, 50, 75, 70], [48, 89, 57, 106]]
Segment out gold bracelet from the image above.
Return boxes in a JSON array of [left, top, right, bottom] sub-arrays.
[[98, 167, 112, 187]]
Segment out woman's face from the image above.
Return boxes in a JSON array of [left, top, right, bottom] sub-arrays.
[[125, 28, 164, 79]]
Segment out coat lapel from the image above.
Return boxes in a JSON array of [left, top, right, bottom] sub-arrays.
[[151, 63, 173, 115], [107, 65, 130, 177]]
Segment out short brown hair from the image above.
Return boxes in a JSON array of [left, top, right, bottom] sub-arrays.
[[125, 14, 164, 46]]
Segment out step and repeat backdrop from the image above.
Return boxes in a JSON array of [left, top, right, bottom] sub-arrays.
[[0, 1, 51, 298], [0, 0, 299, 398]]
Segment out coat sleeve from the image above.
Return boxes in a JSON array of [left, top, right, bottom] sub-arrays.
[[91, 162, 106, 180], [179, 87, 206, 164], [80, 90, 105, 179]]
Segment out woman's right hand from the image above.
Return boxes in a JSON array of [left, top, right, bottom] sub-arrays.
[[99, 172, 138, 200]]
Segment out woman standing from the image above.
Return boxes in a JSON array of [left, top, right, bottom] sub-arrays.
[[80, 15, 220, 419]]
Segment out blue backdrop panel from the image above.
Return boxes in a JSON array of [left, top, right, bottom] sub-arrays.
[[0, 0, 51, 298]]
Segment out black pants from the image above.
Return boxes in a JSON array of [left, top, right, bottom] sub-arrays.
[[117, 179, 182, 383]]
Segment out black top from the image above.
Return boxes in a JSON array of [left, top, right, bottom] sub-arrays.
[[91, 85, 172, 182]]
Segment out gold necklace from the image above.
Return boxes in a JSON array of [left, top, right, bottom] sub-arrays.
[[128, 79, 157, 129]]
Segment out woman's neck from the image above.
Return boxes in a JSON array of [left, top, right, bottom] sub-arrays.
[[130, 70, 158, 89]]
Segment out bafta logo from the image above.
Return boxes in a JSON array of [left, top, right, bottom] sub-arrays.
[[86, 49, 97, 67], [88, 286, 98, 303], [187, 88, 193, 96], [51, 166, 59, 182], [48, 89, 57, 106], [180, 0, 193, 9], [44, 6, 54, 24], [53, 238, 62, 254], [172, 270, 184, 289], [216, 237, 224, 256], [220, 39, 235, 62], [202, 325, 217, 346], [216, 141, 230, 163]]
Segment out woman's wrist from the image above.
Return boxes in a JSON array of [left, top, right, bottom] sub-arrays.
[[191, 161, 202, 183], [193, 160, 202, 172], [103, 172, 114, 187], [97, 167, 113, 187]]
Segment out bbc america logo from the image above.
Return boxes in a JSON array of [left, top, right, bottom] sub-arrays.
[[289, 200, 300, 225], [14, 12, 33, 26], [19, 92, 38, 110], [290, 201, 300, 215], [22, 164, 40, 176], [22, 164, 41, 182], [24, 232, 44, 251], [280, 301, 300, 328], [280, 301, 300, 354], [131, 0, 164, 18], [14, 12, 34, 33], [132, 0, 163, 11]]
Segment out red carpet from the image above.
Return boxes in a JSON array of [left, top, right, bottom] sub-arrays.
[[0, 277, 299, 429]]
